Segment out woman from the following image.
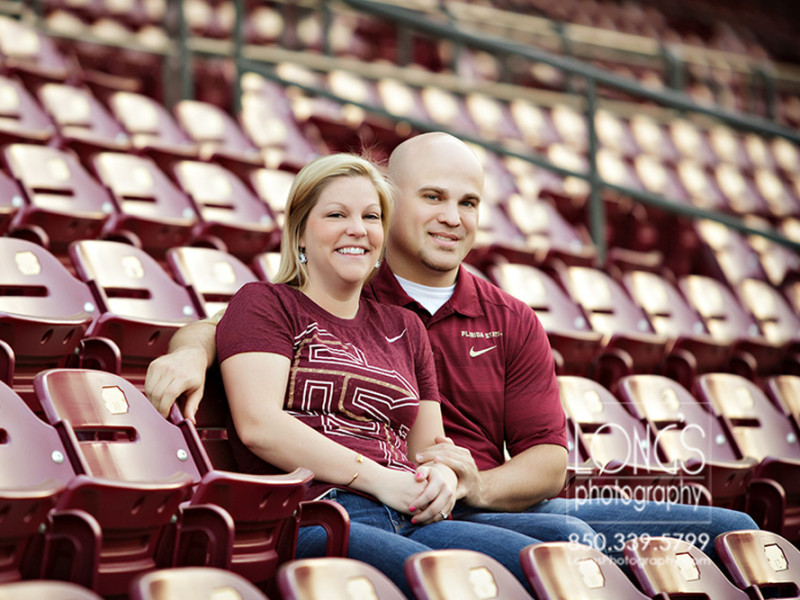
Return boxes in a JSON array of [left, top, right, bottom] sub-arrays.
[[217, 153, 540, 595]]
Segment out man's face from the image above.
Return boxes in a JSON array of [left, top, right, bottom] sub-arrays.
[[387, 140, 484, 287]]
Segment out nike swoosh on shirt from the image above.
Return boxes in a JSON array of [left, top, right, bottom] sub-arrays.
[[469, 345, 497, 358], [385, 329, 407, 343]]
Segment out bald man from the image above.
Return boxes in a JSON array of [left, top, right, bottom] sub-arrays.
[[146, 132, 756, 566]]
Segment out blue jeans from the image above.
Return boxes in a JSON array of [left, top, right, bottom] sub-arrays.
[[296, 489, 540, 597], [454, 497, 758, 567]]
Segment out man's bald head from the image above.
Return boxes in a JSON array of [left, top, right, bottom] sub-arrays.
[[388, 132, 484, 187], [383, 132, 485, 287]]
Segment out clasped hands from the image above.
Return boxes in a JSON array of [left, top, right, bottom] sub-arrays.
[[406, 435, 483, 525]]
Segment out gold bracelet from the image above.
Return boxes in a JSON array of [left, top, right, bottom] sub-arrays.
[[345, 454, 364, 486]]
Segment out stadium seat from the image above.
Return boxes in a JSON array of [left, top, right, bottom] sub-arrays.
[[0, 381, 68, 584], [68, 239, 199, 387], [35, 82, 131, 160], [0, 74, 55, 145], [239, 71, 322, 171], [171, 160, 280, 261], [131, 567, 271, 600], [0, 237, 101, 409], [485, 262, 603, 376], [669, 118, 717, 167], [2, 143, 113, 255], [166, 246, 260, 319], [498, 197, 597, 267], [694, 373, 800, 540], [621, 269, 732, 386], [623, 536, 750, 599], [679, 274, 785, 378], [246, 167, 295, 228], [278, 558, 406, 600], [616, 374, 755, 510], [736, 278, 800, 367], [556, 265, 668, 387], [90, 152, 199, 257], [252, 251, 283, 282], [629, 113, 681, 164], [1, 376, 201, 597], [693, 219, 771, 287], [765, 374, 800, 436], [557, 375, 706, 498], [520, 541, 650, 599], [34, 367, 348, 594], [715, 529, 800, 599], [507, 98, 563, 152], [0, 580, 104, 599], [595, 109, 641, 160], [0, 15, 73, 83], [708, 124, 753, 172], [172, 99, 264, 178], [106, 90, 199, 166], [405, 549, 533, 600]]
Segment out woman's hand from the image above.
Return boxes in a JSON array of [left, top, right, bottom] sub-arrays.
[[407, 462, 458, 525]]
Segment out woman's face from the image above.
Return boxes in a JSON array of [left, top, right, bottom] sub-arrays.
[[299, 175, 384, 297]]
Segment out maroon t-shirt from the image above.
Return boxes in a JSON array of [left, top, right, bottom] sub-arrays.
[[364, 264, 567, 471], [216, 282, 439, 498]]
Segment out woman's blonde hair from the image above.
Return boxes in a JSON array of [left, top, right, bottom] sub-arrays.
[[273, 153, 394, 288]]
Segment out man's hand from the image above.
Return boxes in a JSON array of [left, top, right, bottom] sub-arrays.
[[144, 345, 209, 421], [415, 435, 485, 507]]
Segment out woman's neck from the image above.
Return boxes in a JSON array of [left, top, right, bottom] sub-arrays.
[[300, 282, 361, 319]]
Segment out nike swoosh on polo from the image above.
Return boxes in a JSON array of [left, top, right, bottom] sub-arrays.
[[469, 345, 497, 358], [385, 329, 407, 343]]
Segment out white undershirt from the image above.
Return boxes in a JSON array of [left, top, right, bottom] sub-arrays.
[[395, 274, 455, 315]]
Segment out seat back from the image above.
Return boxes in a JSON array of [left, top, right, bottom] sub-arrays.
[[715, 529, 800, 599], [36, 83, 130, 152], [166, 246, 259, 319], [91, 152, 197, 256], [278, 557, 406, 600], [171, 160, 279, 261], [130, 566, 270, 600], [617, 375, 741, 464], [107, 91, 197, 155], [0, 238, 97, 406], [487, 262, 601, 376], [173, 99, 261, 160], [405, 549, 533, 600], [34, 368, 204, 483], [69, 239, 198, 383], [0, 15, 71, 82], [557, 376, 672, 473], [623, 536, 749, 599], [3, 144, 112, 253], [520, 542, 650, 599], [679, 274, 764, 343], [0, 74, 54, 145], [695, 373, 800, 462], [0, 380, 71, 582], [737, 278, 800, 346]]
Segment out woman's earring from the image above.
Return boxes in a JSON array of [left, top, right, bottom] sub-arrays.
[[299, 250, 307, 264], [374, 259, 381, 269]]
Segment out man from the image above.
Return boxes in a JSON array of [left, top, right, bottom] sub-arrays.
[[146, 132, 756, 565]]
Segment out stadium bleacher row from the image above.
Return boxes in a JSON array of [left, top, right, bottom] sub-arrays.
[[2, 0, 800, 598]]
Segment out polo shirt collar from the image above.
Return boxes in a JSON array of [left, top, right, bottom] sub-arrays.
[[371, 262, 483, 319]]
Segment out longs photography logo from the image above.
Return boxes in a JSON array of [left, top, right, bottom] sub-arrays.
[[565, 399, 718, 523]]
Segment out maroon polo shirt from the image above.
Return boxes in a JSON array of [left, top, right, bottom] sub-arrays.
[[364, 263, 567, 471]]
